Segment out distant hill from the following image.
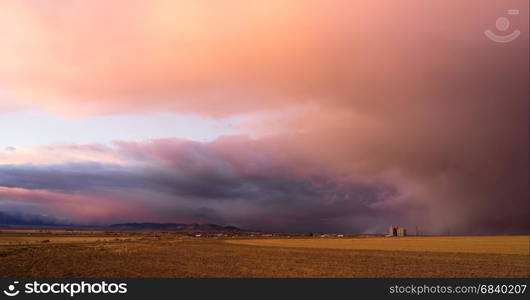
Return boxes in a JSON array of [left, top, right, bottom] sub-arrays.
[[0, 212, 250, 231], [108, 222, 246, 232]]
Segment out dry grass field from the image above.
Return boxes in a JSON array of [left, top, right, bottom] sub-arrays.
[[0, 230, 528, 278], [0, 236, 139, 245], [228, 236, 529, 255]]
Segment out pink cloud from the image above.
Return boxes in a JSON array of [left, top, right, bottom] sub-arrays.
[[0, 1, 525, 118], [0, 186, 151, 222], [0, 1, 527, 233], [0, 144, 123, 165]]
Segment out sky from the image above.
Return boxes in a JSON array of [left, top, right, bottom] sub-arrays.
[[0, 0, 528, 234]]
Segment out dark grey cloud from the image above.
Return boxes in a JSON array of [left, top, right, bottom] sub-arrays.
[[0, 162, 148, 193], [0, 140, 400, 233]]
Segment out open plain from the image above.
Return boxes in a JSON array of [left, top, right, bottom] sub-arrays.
[[0, 230, 527, 278]]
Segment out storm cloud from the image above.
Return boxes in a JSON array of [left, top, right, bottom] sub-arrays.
[[0, 138, 401, 232], [0, 1, 528, 233]]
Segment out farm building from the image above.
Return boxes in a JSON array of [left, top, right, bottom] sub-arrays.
[[397, 227, 407, 236], [388, 226, 407, 237]]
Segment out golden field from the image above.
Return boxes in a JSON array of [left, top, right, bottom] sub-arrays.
[[228, 236, 529, 255], [0, 230, 528, 278], [0, 236, 139, 245]]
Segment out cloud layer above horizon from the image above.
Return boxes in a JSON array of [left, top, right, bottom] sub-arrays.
[[0, 0, 528, 233]]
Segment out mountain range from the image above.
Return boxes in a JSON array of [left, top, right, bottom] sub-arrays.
[[0, 211, 249, 232], [108, 222, 247, 232]]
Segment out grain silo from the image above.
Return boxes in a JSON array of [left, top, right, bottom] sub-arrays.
[[397, 227, 407, 236], [388, 226, 398, 237]]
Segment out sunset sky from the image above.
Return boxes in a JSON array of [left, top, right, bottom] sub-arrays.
[[0, 0, 528, 234]]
